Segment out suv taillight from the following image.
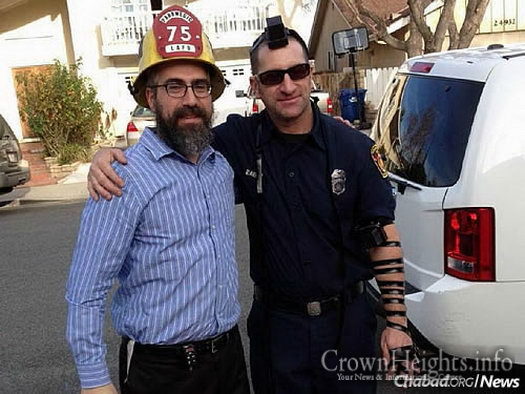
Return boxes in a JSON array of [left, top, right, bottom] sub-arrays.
[[1, 137, 21, 164], [252, 102, 259, 113], [445, 208, 495, 281], [326, 97, 333, 115], [410, 62, 434, 73], [127, 122, 139, 133]]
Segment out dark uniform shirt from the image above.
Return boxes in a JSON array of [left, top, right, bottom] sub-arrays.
[[212, 104, 395, 301]]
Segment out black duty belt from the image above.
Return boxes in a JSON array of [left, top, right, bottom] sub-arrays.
[[124, 325, 237, 356], [254, 281, 365, 317]]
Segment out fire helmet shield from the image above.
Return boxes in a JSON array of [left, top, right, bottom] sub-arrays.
[[132, 5, 226, 107], [153, 7, 203, 58]]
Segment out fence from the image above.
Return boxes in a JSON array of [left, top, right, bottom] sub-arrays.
[[313, 66, 399, 122], [313, 71, 365, 116], [364, 67, 398, 109]]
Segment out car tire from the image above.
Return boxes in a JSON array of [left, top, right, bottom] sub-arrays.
[[0, 199, 14, 207]]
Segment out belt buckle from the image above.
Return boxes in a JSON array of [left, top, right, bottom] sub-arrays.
[[307, 301, 321, 316], [210, 334, 224, 354], [210, 338, 218, 354]]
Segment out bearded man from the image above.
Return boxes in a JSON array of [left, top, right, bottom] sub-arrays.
[[65, 6, 250, 394]]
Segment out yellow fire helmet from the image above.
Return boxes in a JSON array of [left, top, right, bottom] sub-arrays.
[[130, 5, 226, 108]]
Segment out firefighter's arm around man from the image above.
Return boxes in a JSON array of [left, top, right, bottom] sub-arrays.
[[87, 148, 127, 200]]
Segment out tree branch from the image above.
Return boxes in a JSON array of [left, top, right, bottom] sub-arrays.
[[408, 0, 434, 45], [458, 0, 490, 48], [407, 19, 424, 57], [353, 0, 407, 51], [448, 19, 459, 49], [331, 0, 359, 28], [286, 1, 301, 26], [275, 0, 289, 26], [432, 0, 456, 53]]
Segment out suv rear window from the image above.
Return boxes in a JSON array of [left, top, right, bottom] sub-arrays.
[[376, 75, 484, 187]]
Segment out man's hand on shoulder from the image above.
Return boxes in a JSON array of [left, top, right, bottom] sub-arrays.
[[332, 116, 352, 127], [88, 148, 128, 201], [81, 383, 118, 394]]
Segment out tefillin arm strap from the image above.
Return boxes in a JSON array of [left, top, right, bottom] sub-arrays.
[[373, 256, 408, 333]]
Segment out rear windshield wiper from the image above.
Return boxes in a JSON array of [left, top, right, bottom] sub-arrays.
[[388, 175, 422, 194]]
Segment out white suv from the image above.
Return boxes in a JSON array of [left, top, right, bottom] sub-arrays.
[[371, 43, 525, 365]]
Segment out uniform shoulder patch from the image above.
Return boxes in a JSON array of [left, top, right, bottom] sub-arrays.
[[370, 144, 388, 179]]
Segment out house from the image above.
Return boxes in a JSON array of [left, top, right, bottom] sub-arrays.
[[0, 0, 316, 184], [184, 0, 273, 123], [0, 0, 169, 141], [0, 0, 317, 140], [309, 0, 525, 108], [185, 0, 318, 123], [309, 0, 408, 73], [0, 0, 184, 185]]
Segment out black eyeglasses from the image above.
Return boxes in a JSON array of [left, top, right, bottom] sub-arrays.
[[148, 81, 212, 98], [257, 63, 310, 86]]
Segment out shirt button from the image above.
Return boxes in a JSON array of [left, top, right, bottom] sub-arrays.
[[212, 225, 216, 230], [288, 171, 295, 178]]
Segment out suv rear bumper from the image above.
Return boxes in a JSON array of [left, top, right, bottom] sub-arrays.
[[405, 275, 525, 365], [0, 161, 30, 190]]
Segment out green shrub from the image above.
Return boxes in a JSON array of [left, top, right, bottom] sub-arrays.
[[16, 59, 103, 164]]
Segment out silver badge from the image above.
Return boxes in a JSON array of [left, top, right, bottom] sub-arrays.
[[331, 169, 346, 195]]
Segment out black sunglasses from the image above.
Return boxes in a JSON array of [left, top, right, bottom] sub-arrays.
[[257, 63, 310, 86]]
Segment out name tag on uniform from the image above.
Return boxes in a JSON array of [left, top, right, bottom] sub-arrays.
[[245, 169, 257, 179]]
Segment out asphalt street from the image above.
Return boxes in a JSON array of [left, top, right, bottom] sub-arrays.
[[1, 201, 519, 393]]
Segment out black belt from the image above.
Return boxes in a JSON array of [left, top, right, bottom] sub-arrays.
[[124, 325, 237, 356], [254, 281, 365, 317]]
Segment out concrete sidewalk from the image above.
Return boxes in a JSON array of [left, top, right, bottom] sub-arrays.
[[1, 164, 90, 205]]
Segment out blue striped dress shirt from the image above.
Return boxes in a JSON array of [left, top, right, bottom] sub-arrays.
[[66, 128, 240, 389]]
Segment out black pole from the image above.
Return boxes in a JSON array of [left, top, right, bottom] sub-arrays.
[[349, 51, 364, 126]]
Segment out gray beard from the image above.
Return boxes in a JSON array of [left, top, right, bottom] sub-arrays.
[[155, 104, 213, 158]]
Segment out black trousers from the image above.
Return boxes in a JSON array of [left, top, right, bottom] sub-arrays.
[[119, 326, 250, 394], [248, 293, 378, 394]]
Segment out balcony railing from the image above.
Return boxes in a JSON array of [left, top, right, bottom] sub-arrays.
[[101, 3, 271, 57], [101, 11, 159, 57], [187, 3, 271, 49]]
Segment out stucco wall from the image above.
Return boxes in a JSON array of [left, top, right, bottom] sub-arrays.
[[0, 0, 73, 138], [65, 0, 138, 136], [311, 1, 350, 72], [0, 0, 141, 139], [471, 30, 525, 47]]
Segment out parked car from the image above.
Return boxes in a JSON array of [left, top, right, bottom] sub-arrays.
[[125, 105, 156, 146], [244, 83, 333, 116], [370, 43, 525, 365], [0, 114, 30, 197], [244, 85, 265, 116]]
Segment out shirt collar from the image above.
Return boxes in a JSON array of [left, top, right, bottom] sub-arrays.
[[260, 101, 326, 151], [140, 127, 215, 164]]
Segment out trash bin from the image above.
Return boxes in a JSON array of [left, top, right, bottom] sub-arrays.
[[339, 88, 367, 122]]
